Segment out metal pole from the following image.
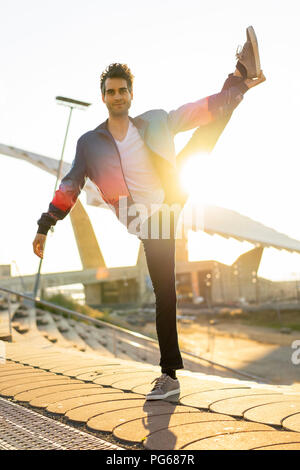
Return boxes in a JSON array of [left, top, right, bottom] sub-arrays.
[[33, 106, 74, 299], [295, 277, 300, 303], [53, 106, 73, 193], [113, 329, 117, 357], [12, 260, 26, 293], [7, 294, 12, 339]]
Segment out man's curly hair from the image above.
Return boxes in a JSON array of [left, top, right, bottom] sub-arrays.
[[100, 63, 134, 95]]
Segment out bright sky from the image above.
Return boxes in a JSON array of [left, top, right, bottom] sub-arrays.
[[1, 0, 300, 282]]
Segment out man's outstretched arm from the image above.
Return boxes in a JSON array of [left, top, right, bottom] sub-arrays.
[[33, 136, 87, 258]]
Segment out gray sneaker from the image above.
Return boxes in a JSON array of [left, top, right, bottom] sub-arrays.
[[145, 373, 180, 400], [236, 26, 261, 79]]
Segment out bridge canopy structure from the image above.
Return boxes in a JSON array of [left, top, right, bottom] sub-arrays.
[[0, 143, 106, 208]]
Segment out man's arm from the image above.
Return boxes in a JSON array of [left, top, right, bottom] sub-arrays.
[[33, 136, 87, 257], [168, 82, 248, 135]]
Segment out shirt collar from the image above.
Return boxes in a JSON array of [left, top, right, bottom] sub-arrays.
[[95, 115, 148, 139]]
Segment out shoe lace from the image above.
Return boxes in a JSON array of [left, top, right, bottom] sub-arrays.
[[150, 374, 168, 390]]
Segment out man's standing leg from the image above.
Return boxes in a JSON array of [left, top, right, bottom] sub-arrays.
[[141, 210, 183, 400], [142, 237, 183, 371]]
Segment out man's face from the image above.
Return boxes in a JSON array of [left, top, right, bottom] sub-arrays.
[[102, 77, 133, 116]]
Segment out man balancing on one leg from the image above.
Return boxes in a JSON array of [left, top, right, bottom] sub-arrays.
[[33, 26, 265, 400]]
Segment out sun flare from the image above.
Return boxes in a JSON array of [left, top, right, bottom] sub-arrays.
[[180, 154, 217, 204], [180, 154, 258, 267]]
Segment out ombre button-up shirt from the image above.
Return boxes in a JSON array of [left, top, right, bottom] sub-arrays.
[[37, 85, 245, 235]]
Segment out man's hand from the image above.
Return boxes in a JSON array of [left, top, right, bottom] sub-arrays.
[[244, 71, 266, 89], [33, 233, 46, 259]]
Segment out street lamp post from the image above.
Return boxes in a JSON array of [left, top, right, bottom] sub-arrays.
[[33, 96, 91, 299], [12, 260, 26, 293], [292, 272, 300, 303]]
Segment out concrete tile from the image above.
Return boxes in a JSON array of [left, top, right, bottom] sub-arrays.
[[65, 397, 147, 423], [75, 369, 121, 381], [93, 371, 160, 386], [19, 360, 64, 369], [13, 383, 91, 402], [28, 360, 86, 370], [0, 364, 38, 372], [132, 381, 203, 396], [0, 363, 29, 371], [54, 364, 131, 378], [0, 378, 79, 397], [108, 373, 159, 391], [7, 353, 62, 361], [244, 399, 300, 425], [131, 384, 159, 395], [21, 356, 73, 364], [50, 362, 120, 374], [15, 383, 100, 403], [15, 355, 63, 365], [183, 430, 300, 450], [48, 364, 107, 375], [177, 377, 244, 391], [87, 403, 200, 433], [0, 368, 43, 379], [28, 359, 91, 369], [144, 420, 272, 450], [210, 393, 283, 416], [254, 443, 300, 450], [0, 373, 61, 390], [180, 387, 255, 409], [76, 366, 149, 381], [29, 386, 119, 408], [46, 391, 128, 414], [178, 382, 251, 398], [114, 411, 237, 444], [134, 380, 245, 397], [282, 413, 300, 432]]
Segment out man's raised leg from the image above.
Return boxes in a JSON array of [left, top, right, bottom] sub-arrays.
[[176, 25, 266, 167]]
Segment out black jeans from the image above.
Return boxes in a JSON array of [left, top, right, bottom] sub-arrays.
[[140, 73, 246, 371], [141, 211, 183, 370]]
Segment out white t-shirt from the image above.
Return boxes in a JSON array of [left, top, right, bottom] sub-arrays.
[[115, 121, 165, 229]]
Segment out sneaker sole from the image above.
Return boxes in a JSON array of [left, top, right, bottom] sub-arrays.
[[247, 26, 261, 78], [145, 388, 180, 400]]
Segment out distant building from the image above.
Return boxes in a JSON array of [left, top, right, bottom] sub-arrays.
[[0, 265, 11, 278], [81, 239, 299, 308]]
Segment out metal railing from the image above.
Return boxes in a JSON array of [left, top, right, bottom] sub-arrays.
[[0, 289, 13, 341], [0, 285, 269, 383]]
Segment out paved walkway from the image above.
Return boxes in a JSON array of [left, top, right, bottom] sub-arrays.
[[0, 299, 299, 450], [1, 334, 300, 450]]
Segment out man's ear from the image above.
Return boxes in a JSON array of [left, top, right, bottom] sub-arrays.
[[101, 93, 105, 103]]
